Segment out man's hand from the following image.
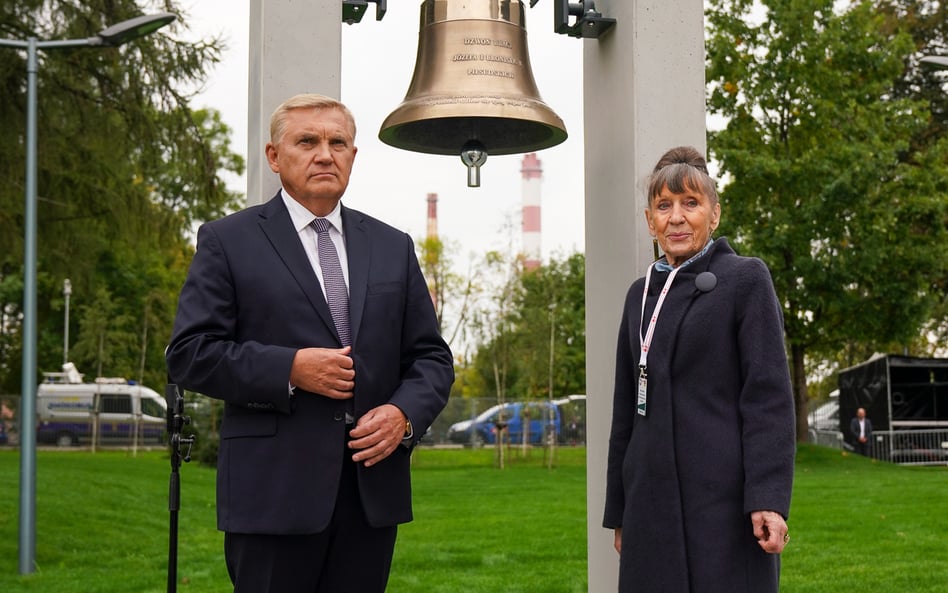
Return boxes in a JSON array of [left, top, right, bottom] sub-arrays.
[[348, 404, 407, 467], [289, 346, 354, 399], [751, 510, 789, 554]]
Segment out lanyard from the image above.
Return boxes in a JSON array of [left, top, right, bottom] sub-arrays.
[[639, 264, 681, 368], [636, 263, 681, 415]]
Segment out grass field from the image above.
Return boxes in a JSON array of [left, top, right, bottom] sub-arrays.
[[0, 444, 944, 592], [780, 446, 947, 593]]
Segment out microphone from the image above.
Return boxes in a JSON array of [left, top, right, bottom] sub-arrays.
[[695, 272, 717, 293]]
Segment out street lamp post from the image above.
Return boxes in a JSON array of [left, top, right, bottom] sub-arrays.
[[0, 12, 176, 575], [547, 301, 556, 469], [62, 278, 71, 364]]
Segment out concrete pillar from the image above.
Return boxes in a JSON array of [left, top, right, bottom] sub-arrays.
[[246, 0, 342, 206], [583, 1, 706, 591]]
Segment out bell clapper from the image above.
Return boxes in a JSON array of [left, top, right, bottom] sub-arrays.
[[460, 140, 488, 188]]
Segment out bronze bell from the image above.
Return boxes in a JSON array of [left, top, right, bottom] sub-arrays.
[[379, 0, 568, 187]]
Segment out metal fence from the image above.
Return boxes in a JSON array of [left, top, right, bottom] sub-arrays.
[[807, 428, 845, 449], [807, 427, 948, 466], [424, 396, 587, 447], [0, 394, 587, 450], [870, 430, 948, 465], [1, 394, 18, 446]]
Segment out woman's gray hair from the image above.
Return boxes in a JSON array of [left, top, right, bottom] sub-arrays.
[[647, 146, 719, 206], [269, 93, 357, 144]]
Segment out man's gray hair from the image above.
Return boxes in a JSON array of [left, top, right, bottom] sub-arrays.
[[269, 93, 357, 144]]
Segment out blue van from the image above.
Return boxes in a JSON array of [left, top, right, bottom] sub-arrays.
[[446, 401, 561, 446]]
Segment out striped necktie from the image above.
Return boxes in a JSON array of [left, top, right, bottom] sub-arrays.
[[310, 218, 351, 346]]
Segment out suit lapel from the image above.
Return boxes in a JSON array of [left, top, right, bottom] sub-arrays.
[[257, 193, 339, 340], [341, 205, 369, 345]]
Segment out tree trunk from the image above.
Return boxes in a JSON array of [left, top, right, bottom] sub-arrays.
[[790, 343, 810, 442]]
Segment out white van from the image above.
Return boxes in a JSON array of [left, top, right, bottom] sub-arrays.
[[36, 363, 167, 447]]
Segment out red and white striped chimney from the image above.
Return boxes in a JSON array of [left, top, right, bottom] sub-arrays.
[[426, 192, 438, 239], [520, 153, 542, 271], [425, 192, 438, 310]]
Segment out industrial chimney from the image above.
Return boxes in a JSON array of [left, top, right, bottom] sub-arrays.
[[520, 153, 542, 271], [425, 192, 439, 310]]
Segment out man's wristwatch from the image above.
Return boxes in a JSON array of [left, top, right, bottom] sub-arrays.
[[404, 419, 413, 440]]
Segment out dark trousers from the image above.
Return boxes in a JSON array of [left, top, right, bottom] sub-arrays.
[[854, 439, 871, 457], [224, 448, 398, 593]]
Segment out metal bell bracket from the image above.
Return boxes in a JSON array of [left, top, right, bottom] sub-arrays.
[[531, 0, 617, 39], [342, 0, 387, 24]]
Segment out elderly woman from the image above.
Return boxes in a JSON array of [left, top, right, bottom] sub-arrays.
[[603, 146, 796, 593]]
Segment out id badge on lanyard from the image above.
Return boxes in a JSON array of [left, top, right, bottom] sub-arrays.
[[637, 264, 681, 416]]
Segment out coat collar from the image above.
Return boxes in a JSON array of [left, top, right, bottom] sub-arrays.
[[685, 236, 733, 275], [648, 237, 735, 298]]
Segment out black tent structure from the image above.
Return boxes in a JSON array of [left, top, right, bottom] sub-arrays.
[[838, 354, 948, 463]]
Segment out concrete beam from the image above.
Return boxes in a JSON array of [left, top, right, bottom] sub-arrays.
[[247, 0, 342, 206]]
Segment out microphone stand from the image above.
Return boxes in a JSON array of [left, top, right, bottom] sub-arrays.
[[166, 383, 194, 593]]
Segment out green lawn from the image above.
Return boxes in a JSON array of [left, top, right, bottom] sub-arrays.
[[0, 445, 944, 592], [780, 446, 947, 593]]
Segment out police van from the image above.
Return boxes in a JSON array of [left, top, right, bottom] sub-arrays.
[[37, 363, 167, 447]]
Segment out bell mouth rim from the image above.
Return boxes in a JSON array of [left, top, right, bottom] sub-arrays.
[[378, 113, 568, 157]]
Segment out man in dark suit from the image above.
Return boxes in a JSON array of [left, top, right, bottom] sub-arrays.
[[850, 407, 873, 457], [166, 93, 454, 593]]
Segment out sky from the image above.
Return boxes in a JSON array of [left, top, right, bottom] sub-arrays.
[[179, 0, 586, 265]]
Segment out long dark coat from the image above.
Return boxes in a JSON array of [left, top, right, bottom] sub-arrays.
[[603, 239, 795, 593]]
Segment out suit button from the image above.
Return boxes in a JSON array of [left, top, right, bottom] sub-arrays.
[[333, 411, 343, 421]]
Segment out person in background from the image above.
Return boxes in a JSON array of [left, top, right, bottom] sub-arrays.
[[603, 146, 796, 593], [850, 407, 873, 457], [166, 93, 454, 593]]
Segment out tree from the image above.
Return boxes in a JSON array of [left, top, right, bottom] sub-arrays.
[[879, 0, 948, 355], [512, 253, 587, 401], [471, 251, 587, 404], [418, 235, 481, 348], [706, 0, 948, 440], [0, 1, 243, 391], [469, 250, 520, 407], [70, 287, 136, 378]]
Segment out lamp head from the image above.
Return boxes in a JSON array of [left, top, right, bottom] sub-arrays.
[[920, 56, 948, 71], [98, 13, 176, 47]]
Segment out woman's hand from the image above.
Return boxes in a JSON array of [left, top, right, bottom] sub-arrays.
[[751, 510, 789, 554]]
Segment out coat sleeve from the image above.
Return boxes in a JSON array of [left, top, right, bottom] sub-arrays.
[[735, 258, 795, 518], [165, 222, 297, 412], [603, 283, 641, 528]]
